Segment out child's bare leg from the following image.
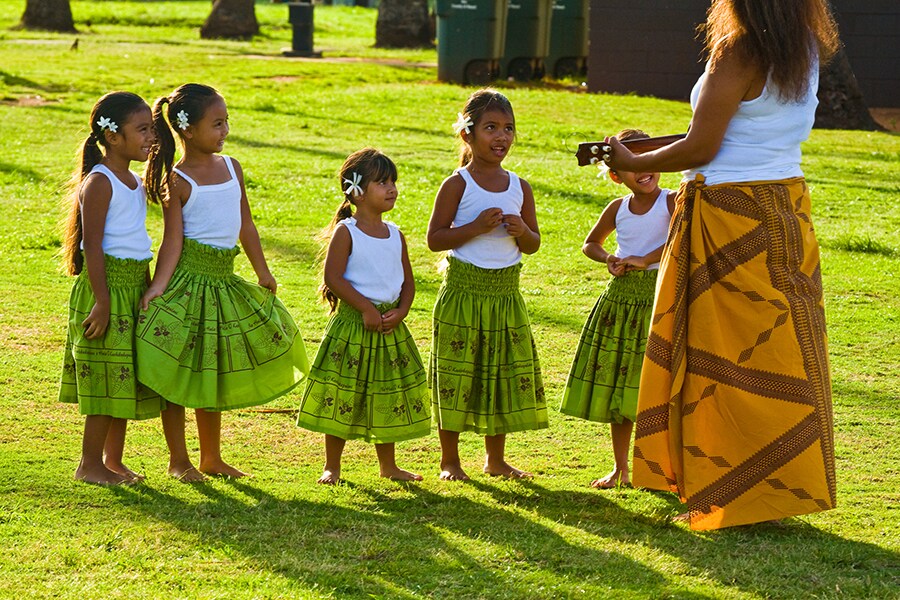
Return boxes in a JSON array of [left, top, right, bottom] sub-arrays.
[[75, 415, 131, 485], [103, 417, 144, 481], [592, 420, 634, 489], [196, 408, 247, 478], [375, 442, 422, 481], [319, 434, 345, 484], [484, 433, 532, 478], [161, 404, 204, 482], [438, 428, 469, 481]]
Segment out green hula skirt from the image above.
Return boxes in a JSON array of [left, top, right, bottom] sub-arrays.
[[560, 269, 658, 423], [135, 238, 309, 411], [430, 257, 548, 435], [297, 301, 431, 443], [59, 255, 165, 420]]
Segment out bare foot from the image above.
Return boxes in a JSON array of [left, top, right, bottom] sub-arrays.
[[317, 468, 341, 485], [439, 463, 470, 481], [483, 461, 532, 479], [169, 464, 206, 483], [75, 464, 133, 486], [105, 461, 146, 482], [672, 512, 691, 523], [590, 468, 630, 489], [381, 466, 423, 481], [199, 460, 248, 478]]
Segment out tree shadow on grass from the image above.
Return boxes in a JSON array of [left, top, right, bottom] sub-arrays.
[[112, 478, 665, 599], [469, 479, 900, 598]]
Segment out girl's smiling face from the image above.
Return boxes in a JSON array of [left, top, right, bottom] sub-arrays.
[[184, 96, 229, 153]]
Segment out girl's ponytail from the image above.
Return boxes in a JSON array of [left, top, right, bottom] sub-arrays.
[[144, 96, 176, 205], [318, 198, 356, 313]]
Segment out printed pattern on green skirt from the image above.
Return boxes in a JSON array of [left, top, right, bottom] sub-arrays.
[[135, 238, 309, 410], [560, 269, 658, 424], [297, 302, 431, 443], [60, 256, 164, 420], [430, 257, 547, 435]]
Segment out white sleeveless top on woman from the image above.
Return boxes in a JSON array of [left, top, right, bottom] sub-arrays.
[[448, 167, 523, 269], [340, 217, 404, 305], [81, 164, 152, 260], [175, 155, 242, 249], [685, 58, 819, 185], [614, 188, 672, 271]]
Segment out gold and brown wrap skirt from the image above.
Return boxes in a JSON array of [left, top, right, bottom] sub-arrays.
[[632, 176, 836, 530]]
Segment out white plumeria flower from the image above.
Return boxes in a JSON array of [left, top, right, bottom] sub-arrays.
[[96, 116, 118, 133], [176, 110, 190, 130], [452, 112, 473, 135], [343, 172, 364, 197]]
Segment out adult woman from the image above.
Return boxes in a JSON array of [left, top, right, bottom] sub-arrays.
[[603, 0, 841, 530]]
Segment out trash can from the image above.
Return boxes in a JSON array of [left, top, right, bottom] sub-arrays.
[[545, 0, 588, 78], [503, 0, 553, 80], [282, 1, 322, 57], [436, 0, 509, 85]]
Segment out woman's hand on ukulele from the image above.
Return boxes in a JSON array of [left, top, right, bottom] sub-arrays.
[[82, 301, 110, 339]]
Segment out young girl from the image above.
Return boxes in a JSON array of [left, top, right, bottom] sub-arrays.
[[427, 89, 547, 481], [60, 91, 164, 485], [136, 83, 308, 480], [560, 129, 674, 489], [297, 148, 430, 484]]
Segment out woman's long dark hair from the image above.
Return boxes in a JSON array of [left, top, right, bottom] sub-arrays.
[[701, 0, 840, 101]]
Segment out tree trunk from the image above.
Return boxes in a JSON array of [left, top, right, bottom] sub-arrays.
[[816, 47, 881, 131], [20, 0, 76, 32], [201, 0, 259, 40], [375, 0, 433, 49]]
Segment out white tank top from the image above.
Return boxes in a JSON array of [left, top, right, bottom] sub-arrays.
[[340, 217, 404, 305], [175, 156, 242, 249], [614, 189, 672, 270], [685, 58, 819, 185], [80, 164, 152, 260], [448, 167, 523, 269]]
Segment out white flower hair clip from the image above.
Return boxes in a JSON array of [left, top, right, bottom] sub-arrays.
[[452, 112, 473, 135], [96, 116, 118, 133], [176, 110, 190, 130], [343, 172, 364, 197], [597, 162, 611, 178]]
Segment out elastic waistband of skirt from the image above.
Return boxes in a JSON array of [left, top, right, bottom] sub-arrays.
[[335, 300, 399, 323], [176, 237, 240, 279], [443, 256, 521, 295], [603, 269, 658, 303], [80, 255, 150, 288]]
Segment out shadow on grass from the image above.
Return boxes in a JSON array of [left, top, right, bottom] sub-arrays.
[[109, 470, 899, 598], [111, 479, 664, 598], [468, 479, 900, 598]]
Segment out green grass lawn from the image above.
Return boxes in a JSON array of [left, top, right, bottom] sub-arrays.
[[1, 2, 898, 598]]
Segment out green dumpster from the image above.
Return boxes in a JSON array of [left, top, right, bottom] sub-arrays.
[[436, 0, 509, 85], [546, 0, 588, 78], [503, 0, 553, 81]]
